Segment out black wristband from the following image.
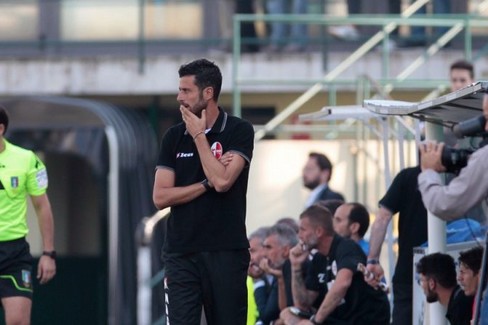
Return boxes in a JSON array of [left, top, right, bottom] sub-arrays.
[[42, 251, 56, 260], [201, 179, 211, 191], [367, 258, 379, 265]]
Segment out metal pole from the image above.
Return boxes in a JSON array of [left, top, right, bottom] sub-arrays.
[[424, 121, 447, 325], [138, 0, 145, 74], [106, 126, 120, 325]]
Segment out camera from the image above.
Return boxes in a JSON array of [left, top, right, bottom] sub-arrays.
[[441, 115, 487, 174], [441, 147, 473, 174], [452, 115, 486, 139]]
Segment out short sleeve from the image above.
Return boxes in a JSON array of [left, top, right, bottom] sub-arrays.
[[378, 169, 405, 214], [26, 152, 48, 196], [335, 240, 365, 273], [227, 120, 254, 165], [157, 126, 178, 170]]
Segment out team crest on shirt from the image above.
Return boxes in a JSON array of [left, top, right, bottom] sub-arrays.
[[10, 176, 19, 188], [211, 142, 223, 159], [331, 260, 338, 276], [22, 270, 31, 288]]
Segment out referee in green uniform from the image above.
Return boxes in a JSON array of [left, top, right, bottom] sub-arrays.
[[0, 105, 56, 325]]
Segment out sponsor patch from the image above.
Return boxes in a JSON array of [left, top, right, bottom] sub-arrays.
[[176, 152, 194, 158], [22, 270, 31, 288], [331, 260, 337, 276], [36, 169, 48, 188]]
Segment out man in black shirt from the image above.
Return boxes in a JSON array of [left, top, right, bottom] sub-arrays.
[[259, 224, 299, 324], [416, 252, 473, 325], [153, 58, 254, 325], [280, 205, 390, 324], [366, 166, 427, 325]]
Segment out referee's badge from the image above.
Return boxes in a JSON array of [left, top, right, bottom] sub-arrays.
[[10, 176, 19, 189], [22, 270, 32, 288]]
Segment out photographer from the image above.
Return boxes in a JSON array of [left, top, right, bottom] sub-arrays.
[[417, 94, 488, 220]]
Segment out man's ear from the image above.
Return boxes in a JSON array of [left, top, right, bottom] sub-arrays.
[[203, 87, 213, 101], [315, 226, 324, 238], [349, 222, 360, 236], [0, 124, 4, 136], [428, 278, 436, 291], [321, 169, 331, 183], [283, 246, 291, 258]]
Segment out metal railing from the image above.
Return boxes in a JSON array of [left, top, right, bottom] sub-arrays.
[[231, 0, 488, 140]]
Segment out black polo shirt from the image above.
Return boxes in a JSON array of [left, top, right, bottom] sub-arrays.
[[446, 285, 473, 325], [157, 107, 254, 254], [378, 166, 428, 285], [305, 235, 390, 324]]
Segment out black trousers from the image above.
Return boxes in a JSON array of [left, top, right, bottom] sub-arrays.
[[164, 249, 249, 325], [391, 283, 413, 325]]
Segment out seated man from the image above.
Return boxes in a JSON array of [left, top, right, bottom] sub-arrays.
[[416, 252, 473, 325], [281, 205, 390, 324], [248, 227, 271, 325], [332, 202, 370, 255], [259, 223, 302, 324], [457, 246, 483, 322]]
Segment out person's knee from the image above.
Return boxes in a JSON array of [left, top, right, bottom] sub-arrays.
[[4, 309, 30, 325]]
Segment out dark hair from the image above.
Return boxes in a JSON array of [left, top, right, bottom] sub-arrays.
[[347, 202, 370, 238], [316, 199, 344, 216], [276, 217, 299, 233], [416, 253, 457, 289], [178, 58, 222, 101], [459, 246, 483, 275], [299, 205, 334, 236], [0, 105, 9, 134], [309, 152, 333, 181], [267, 223, 299, 247], [450, 60, 474, 79]]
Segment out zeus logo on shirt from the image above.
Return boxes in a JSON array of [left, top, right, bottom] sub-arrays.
[[176, 152, 194, 158], [317, 273, 326, 283]]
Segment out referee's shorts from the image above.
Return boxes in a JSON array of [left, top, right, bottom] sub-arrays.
[[164, 249, 249, 325], [0, 237, 33, 299]]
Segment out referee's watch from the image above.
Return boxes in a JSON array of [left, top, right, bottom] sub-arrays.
[[42, 250, 56, 260]]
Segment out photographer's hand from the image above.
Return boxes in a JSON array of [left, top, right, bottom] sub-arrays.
[[420, 141, 446, 172]]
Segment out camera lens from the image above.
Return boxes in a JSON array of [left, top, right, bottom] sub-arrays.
[[441, 146, 472, 174]]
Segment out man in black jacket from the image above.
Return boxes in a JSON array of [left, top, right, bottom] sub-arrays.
[[302, 152, 344, 208]]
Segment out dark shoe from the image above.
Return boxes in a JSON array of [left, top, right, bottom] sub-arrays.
[[242, 44, 260, 53]]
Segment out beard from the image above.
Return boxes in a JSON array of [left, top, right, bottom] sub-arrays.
[[190, 94, 208, 117], [304, 178, 320, 190], [425, 289, 439, 303], [304, 236, 319, 250]]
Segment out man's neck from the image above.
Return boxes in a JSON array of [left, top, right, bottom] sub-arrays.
[[205, 103, 220, 129], [0, 137, 5, 153], [317, 236, 334, 256], [438, 286, 456, 307], [351, 234, 361, 243]]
